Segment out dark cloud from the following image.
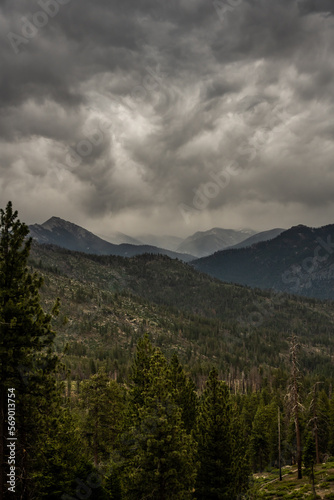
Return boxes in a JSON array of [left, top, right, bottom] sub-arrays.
[[0, 0, 334, 236], [298, 0, 334, 16]]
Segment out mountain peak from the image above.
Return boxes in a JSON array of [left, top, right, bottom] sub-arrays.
[[41, 216, 79, 231]]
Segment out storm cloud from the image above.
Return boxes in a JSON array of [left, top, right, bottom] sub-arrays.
[[1, 0, 334, 237]]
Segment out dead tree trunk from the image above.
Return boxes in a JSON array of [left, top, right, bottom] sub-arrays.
[[290, 335, 302, 480]]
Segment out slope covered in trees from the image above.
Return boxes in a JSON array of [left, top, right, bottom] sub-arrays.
[[2, 202, 334, 499], [29, 241, 334, 384]]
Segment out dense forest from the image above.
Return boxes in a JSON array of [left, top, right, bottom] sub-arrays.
[[1, 202, 334, 499]]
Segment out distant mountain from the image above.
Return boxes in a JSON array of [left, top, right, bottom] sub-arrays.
[[191, 224, 334, 299], [135, 234, 184, 252], [227, 228, 285, 249], [176, 227, 256, 257], [28, 217, 195, 262], [97, 231, 143, 246]]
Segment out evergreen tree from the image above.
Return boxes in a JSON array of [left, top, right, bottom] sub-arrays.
[[240, 392, 261, 438], [329, 393, 334, 456], [123, 342, 197, 499], [0, 202, 93, 499], [170, 353, 197, 433], [250, 402, 269, 472], [195, 368, 249, 499], [80, 369, 125, 466], [130, 334, 155, 407], [249, 399, 278, 471], [230, 408, 252, 498], [33, 408, 95, 499], [0, 201, 63, 497], [303, 432, 317, 499], [104, 465, 123, 500], [317, 389, 330, 458]]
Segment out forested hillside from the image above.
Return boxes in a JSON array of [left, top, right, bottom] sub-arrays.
[[192, 224, 334, 300], [29, 241, 334, 383], [2, 204, 334, 499]]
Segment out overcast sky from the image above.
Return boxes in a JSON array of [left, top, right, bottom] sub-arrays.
[[1, 0, 334, 238]]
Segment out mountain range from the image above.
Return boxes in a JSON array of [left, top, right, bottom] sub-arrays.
[[29, 217, 334, 300], [29, 217, 282, 261], [192, 224, 334, 300], [29, 217, 195, 262]]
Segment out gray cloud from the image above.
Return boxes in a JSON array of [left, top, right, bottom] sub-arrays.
[[1, 0, 334, 237], [298, 0, 334, 16]]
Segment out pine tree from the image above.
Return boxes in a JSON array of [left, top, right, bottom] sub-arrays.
[[249, 399, 278, 472], [170, 353, 197, 433], [249, 402, 269, 472], [123, 342, 197, 499], [317, 389, 330, 458], [195, 368, 250, 499], [104, 467, 123, 500], [240, 392, 261, 437], [303, 432, 317, 499], [129, 334, 155, 407], [230, 408, 252, 498], [329, 394, 334, 456], [307, 383, 329, 464], [33, 408, 94, 499], [0, 202, 68, 497], [80, 369, 125, 466]]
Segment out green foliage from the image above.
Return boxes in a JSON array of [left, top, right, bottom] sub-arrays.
[[170, 353, 198, 433], [195, 368, 250, 499], [0, 202, 93, 498], [0, 202, 59, 385], [303, 433, 316, 475], [2, 202, 334, 498], [29, 241, 334, 386], [104, 465, 123, 499], [249, 401, 279, 471], [80, 369, 126, 466], [329, 396, 334, 455], [121, 339, 197, 499], [31, 409, 94, 499], [0, 202, 66, 498]]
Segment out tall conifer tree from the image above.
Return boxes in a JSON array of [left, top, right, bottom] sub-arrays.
[[195, 368, 249, 499], [0, 202, 62, 498], [123, 339, 197, 499], [170, 353, 197, 433]]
